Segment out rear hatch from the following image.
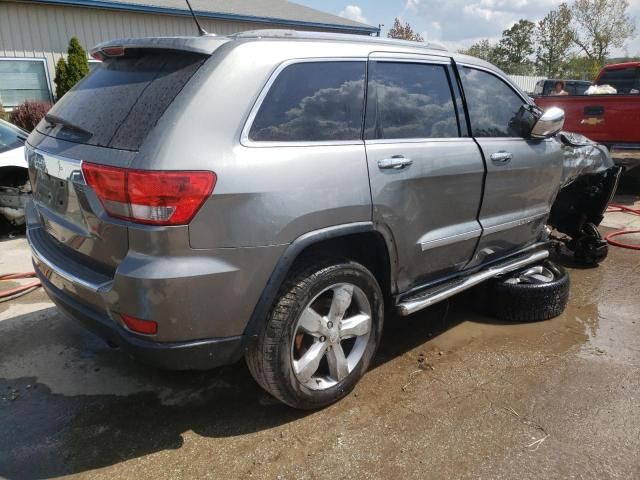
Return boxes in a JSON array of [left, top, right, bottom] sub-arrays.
[[28, 38, 224, 275]]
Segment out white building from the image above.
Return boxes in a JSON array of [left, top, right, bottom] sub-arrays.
[[0, 0, 378, 108]]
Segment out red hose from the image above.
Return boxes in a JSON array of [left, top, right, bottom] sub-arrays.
[[0, 272, 42, 300], [605, 203, 640, 251], [605, 230, 640, 250]]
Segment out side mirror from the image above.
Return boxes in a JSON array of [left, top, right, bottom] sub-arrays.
[[530, 107, 565, 139]]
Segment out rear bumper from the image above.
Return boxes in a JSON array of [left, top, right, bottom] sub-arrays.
[[25, 199, 286, 369], [37, 268, 245, 370], [609, 145, 640, 173]]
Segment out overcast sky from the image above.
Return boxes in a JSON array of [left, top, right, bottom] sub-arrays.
[[296, 0, 640, 57]]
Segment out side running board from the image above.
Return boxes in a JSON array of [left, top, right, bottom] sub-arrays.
[[396, 249, 550, 316]]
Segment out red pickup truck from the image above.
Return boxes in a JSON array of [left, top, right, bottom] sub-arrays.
[[534, 62, 640, 183]]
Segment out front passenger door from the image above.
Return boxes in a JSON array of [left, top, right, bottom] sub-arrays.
[[458, 66, 564, 266]]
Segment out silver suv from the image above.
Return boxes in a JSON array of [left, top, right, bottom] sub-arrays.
[[26, 31, 620, 409]]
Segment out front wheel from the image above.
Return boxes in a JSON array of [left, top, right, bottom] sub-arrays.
[[246, 260, 384, 409]]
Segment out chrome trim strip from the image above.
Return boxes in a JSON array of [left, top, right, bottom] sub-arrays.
[[240, 57, 367, 148], [365, 137, 476, 145], [29, 230, 111, 293], [420, 228, 482, 251], [368, 52, 451, 64], [26, 145, 85, 183], [397, 249, 549, 316], [482, 212, 548, 236]]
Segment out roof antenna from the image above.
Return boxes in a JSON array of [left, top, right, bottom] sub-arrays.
[[185, 0, 208, 36]]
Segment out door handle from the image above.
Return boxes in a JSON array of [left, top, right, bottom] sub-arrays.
[[378, 155, 413, 170], [490, 151, 513, 165]]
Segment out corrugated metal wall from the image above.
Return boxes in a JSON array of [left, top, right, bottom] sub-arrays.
[[0, 0, 340, 98], [508, 75, 547, 95]]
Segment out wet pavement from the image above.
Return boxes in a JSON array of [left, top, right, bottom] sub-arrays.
[[1, 204, 639, 479]]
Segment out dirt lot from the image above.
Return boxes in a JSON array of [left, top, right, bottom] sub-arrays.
[[1, 198, 639, 480]]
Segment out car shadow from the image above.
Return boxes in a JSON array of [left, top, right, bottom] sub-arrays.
[[0, 291, 509, 479]]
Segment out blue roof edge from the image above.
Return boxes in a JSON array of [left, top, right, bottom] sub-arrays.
[[33, 0, 380, 34]]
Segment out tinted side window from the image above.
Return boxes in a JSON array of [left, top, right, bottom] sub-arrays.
[[459, 67, 525, 137], [249, 61, 365, 142], [364, 62, 458, 140], [533, 82, 543, 95]]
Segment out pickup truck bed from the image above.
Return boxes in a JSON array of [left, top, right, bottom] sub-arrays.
[[535, 94, 640, 172], [534, 62, 640, 177]]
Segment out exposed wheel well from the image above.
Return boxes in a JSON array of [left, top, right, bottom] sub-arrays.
[[290, 231, 393, 297]]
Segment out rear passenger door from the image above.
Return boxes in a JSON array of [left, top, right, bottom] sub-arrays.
[[364, 54, 485, 292], [457, 66, 564, 266]]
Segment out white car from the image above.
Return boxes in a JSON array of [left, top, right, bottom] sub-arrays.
[[0, 119, 30, 230]]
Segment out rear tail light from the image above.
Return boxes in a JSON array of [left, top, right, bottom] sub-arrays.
[[82, 163, 216, 226], [90, 45, 125, 60], [120, 313, 158, 335]]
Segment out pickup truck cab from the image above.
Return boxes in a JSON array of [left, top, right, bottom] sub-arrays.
[[535, 62, 640, 180]]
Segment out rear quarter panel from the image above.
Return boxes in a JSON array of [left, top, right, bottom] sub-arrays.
[[135, 41, 372, 248]]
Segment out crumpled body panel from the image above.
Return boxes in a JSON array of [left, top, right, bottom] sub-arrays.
[[557, 131, 615, 187]]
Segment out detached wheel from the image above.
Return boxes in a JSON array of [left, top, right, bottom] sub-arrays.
[[246, 260, 384, 409], [489, 260, 570, 322]]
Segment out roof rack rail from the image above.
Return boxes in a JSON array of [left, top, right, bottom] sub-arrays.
[[230, 29, 448, 51]]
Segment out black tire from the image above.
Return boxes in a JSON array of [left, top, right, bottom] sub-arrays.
[[488, 260, 570, 322], [246, 260, 384, 409]]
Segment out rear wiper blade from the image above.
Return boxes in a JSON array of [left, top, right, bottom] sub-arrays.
[[44, 114, 93, 136]]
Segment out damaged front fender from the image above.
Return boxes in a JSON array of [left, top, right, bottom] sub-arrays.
[[0, 166, 31, 230], [549, 132, 622, 265], [557, 132, 616, 187]]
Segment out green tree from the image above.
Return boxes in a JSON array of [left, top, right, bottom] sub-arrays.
[[66, 37, 90, 86], [493, 19, 536, 74], [459, 39, 499, 63], [564, 54, 601, 79], [54, 37, 90, 99], [571, 0, 637, 68], [536, 3, 574, 77], [54, 57, 69, 99], [387, 17, 424, 42]]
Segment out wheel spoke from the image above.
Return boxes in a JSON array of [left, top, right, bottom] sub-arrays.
[[293, 341, 327, 383], [340, 313, 371, 339], [326, 343, 349, 381], [298, 306, 325, 336], [328, 285, 354, 323]]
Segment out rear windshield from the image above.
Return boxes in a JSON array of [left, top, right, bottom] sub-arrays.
[[39, 50, 206, 151], [597, 67, 640, 94]]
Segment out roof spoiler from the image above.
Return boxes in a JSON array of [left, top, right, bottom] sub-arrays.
[[90, 36, 230, 59]]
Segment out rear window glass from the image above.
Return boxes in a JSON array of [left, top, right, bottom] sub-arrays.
[[40, 50, 206, 151], [597, 67, 640, 94], [249, 61, 365, 142]]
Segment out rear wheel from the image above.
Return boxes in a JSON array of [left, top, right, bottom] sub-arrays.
[[246, 260, 384, 409], [489, 260, 570, 322]]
